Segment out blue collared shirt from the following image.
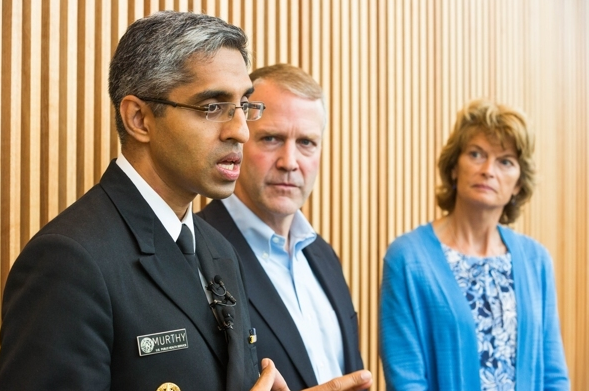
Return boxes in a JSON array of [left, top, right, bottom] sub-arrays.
[[222, 195, 344, 384]]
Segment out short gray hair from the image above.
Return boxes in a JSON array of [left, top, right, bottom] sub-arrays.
[[109, 11, 249, 143]]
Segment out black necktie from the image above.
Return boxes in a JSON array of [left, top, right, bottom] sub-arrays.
[[179, 224, 244, 390], [222, 304, 245, 391], [176, 224, 200, 272]]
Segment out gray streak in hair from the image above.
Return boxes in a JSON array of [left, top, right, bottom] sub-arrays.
[[109, 11, 249, 143]]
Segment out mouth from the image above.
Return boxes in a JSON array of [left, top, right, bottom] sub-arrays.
[[216, 152, 242, 181], [218, 162, 237, 170], [473, 184, 495, 192], [267, 182, 303, 192]]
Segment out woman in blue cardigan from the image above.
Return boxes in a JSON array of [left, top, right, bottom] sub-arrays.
[[379, 99, 569, 390]]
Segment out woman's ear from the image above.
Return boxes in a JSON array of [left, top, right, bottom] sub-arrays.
[[513, 181, 522, 197], [120, 95, 154, 143]]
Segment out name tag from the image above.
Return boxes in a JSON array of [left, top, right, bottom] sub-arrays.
[[137, 328, 188, 356]]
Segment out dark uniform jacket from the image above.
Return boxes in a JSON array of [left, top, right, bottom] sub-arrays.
[[0, 161, 259, 391]]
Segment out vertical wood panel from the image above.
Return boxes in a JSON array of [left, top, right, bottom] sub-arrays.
[[94, 0, 112, 182], [580, 5, 588, 389], [560, 0, 577, 374], [307, 0, 321, 227], [318, 0, 331, 238], [216, 0, 229, 21], [329, 0, 341, 255], [417, 0, 427, 225], [1, 1, 587, 389], [62, 0, 78, 210], [385, 0, 395, 248], [433, 0, 443, 222], [377, 1, 389, 387], [357, 0, 369, 369], [1, 0, 23, 279], [409, 0, 418, 229], [367, 0, 379, 380], [21, 1, 42, 242], [264, 0, 276, 64], [77, 0, 95, 196], [425, 1, 435, 221], [40, 0, 60, 224], [288, 0, 298, 65], [401, 0, 410, 231], [393, 0, 403, 237], [252, 0, 265, 68], [339, 0, 351, 288]]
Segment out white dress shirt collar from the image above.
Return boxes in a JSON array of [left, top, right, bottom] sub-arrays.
[[116, 154, 194, 243]]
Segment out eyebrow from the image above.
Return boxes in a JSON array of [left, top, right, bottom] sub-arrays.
[[188, 86, 255, 103], [467, 143, 517, 157], [258, 128, 323, 140]]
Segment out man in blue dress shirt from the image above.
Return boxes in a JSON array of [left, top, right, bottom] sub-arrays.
[[199, 64, 365, 391]]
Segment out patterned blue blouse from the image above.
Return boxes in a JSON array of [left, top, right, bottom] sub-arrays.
[[442, 244, 517, 391]]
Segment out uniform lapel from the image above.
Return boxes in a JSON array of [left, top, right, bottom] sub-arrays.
[[138, 225, 227, 365], [99, 161, 226, 365]]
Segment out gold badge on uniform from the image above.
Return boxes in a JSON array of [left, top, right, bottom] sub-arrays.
[[157, 382, 180, 391]]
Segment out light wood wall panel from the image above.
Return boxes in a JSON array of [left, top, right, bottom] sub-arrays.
[[1, 1, 587, 389]]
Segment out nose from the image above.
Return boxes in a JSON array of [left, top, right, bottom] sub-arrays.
[[480, 158, 496, 177], [220, 108, 249, 144], [276, 141, 298, 171]]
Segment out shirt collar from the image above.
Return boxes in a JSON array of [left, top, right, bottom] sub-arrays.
[[221, 194, 316, 253], [116, 154, 193, 242]]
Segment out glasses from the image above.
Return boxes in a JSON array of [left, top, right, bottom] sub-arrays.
[[137, 97, 265, 122]]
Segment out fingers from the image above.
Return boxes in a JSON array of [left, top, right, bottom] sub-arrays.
[[305, 370, 373, 391], [251, 358, 276, 391], [253, 361, 372, 391], [250, 358, 290, 391], [269, 362, 289, 391]]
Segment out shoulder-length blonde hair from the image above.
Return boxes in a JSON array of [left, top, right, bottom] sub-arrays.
[[436, 99, 536, 224]]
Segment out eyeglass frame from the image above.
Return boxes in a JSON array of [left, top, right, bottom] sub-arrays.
[[136, 96, 266, 122]]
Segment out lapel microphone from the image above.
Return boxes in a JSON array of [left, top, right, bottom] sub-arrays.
[[207, 275, 237, 330]]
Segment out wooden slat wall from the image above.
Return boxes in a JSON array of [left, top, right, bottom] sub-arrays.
[[1, 0, 587, 389]]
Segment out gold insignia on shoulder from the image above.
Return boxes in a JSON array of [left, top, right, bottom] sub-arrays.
[[157, 382, 180, 391]]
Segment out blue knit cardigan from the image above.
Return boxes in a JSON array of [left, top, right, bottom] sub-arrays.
[[379, 223, 569, 390]]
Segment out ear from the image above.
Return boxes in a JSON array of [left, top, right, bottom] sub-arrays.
[[451, 167, 457, 181], [513, 182, 522, 197], [120, 95, 155, 144]]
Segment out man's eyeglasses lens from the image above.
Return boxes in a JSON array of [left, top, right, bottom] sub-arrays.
[[137, 96, 265, 123], [208, 102, 265, 122]]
